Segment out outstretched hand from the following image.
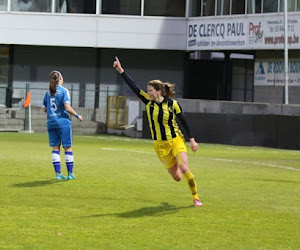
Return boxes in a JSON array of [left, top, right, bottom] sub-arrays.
[[113, 56, 124, 74]]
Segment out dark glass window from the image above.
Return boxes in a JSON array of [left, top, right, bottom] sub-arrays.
[[216, 0, 222, 15], [11, 0, 51, 12], [247, 0, 262, 14], [102, 0, 141, 15], [298, 0, 300, 10], [217, 0, 230, 15], [0, 46, 9, 87], [279, 0, 296, 12], [231, 0, 245, 14], [56, 0, 96, 14], [144, 0, 185, 17], [203, 0, 215, 16], [263, 0, 278, 13], [189, 0, 201, 17], [0, 0, 7, 11]]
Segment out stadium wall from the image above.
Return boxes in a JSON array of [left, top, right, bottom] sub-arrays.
[[142, 99, 300, 150]]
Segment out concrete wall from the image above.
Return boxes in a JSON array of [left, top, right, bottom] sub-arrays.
[[0, 106, 106, 134], [142, 99, 300, 149], [177, 98, 300, 116]]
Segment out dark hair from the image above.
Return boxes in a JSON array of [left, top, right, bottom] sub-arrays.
[[163, 82, 175, 98], [148, 80, 175, 98], [49, 71, 61, 96]]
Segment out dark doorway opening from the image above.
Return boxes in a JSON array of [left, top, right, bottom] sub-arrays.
[[183, 51, 254, 101], [183, 57, 231, 100]]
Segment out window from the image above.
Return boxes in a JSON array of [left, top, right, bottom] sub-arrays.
[[57, 0, 96, 14], [279, 0, 296, 12], [217, 0, 230, 15], [203, 0, 215, 16], [10, 0, 51, 12], [231, 0, 245, 14], [0, 0, 7, 11], [0, 46, 9, 106], [263, 0, 278, 13], [102, 0, 141, 15], [298, 0, 300, 10], [189, 0, 201, 17], [144, 0, 185, 17], [247, 0, 262, 14]]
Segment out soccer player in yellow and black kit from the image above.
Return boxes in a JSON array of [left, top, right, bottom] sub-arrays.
[[113, 57, 202, 207]]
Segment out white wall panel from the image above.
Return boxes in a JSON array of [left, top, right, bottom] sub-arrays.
[[0, 13, 186, 50]]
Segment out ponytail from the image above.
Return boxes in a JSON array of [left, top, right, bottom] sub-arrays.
[[163, 82, 175, 98], [49, 70, 61, 96]]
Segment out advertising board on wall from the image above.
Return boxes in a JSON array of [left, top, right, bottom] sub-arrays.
[[254, 59, 300, 86], [187, 14, 300, 50]]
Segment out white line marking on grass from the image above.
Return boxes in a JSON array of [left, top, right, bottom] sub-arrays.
[[202, 157, 300, 171], [101, 147, 299, 171], [84, 135, 153, 143], [101, 148, 154, 155]]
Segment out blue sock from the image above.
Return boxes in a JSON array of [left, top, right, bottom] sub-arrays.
[[52, 151, 61, 173], [65, 151, 74, 173]]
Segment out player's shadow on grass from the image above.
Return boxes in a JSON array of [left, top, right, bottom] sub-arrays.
[[248, 178, 299, 184], [89, 202, 194, 218], [12, 179, 63, 187]]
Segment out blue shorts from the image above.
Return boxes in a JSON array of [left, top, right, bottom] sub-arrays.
[[47, 126, 72, 148]]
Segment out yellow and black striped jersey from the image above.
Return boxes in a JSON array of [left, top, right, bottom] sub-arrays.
[[121, 71, 193, 141], [141, 90, 183, 140]]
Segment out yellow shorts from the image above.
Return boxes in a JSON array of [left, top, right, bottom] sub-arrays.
[[154, 136, 187, 169]]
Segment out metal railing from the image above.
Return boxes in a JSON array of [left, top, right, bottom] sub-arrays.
[[0, 84, 120, 134]]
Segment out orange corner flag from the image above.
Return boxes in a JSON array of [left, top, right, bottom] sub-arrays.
[[24, 91, 31, 108]]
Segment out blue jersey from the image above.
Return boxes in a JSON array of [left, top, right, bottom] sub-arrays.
[[43, 85, 72, 129]]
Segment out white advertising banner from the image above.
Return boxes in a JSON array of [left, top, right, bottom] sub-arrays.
[[187, 14, 300, 50], [254, 59, 300, 86]]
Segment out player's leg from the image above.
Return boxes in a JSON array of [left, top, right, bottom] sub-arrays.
[[64, 147, 75, 180], [177, 152, 197, 195], [48, 128, 67, 180], [167, 162, 182, 181], [60, 126, 75, 180], [174, 137, 202, 207], [154, 140, 180, 180]]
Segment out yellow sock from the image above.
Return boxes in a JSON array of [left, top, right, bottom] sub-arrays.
[[184, 171, 199, 200]]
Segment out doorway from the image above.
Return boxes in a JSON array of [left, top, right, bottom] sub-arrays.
[[183, 51, 254, 102]]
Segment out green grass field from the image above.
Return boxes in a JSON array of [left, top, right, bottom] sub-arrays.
[[0, 133, 299, 249]]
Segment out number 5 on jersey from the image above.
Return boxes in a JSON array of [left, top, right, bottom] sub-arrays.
[[50, 97, 57, 111]]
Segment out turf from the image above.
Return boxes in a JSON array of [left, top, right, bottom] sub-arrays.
[[0, 133, 299, 249]]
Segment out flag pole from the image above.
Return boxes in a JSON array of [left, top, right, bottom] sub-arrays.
[[29, 102, 32, 133], [24, 84, 33, 133]]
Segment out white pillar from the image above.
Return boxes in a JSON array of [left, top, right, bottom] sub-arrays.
[[284, 0, 289, 104]]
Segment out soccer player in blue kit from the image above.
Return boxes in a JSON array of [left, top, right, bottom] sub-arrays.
[[43, 70, 83, 180]]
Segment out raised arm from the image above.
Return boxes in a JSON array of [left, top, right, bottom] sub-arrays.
[[113, 56, 124, 74], [113, 57, 149, 104]]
